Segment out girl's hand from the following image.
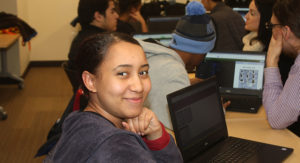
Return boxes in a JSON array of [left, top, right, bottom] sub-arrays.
[[122, 107, 162, 140]]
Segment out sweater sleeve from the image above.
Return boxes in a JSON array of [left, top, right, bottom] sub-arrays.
[[263, 56, 300, 129], [89, 132, 183, 163], [142, 122, 170, 151]]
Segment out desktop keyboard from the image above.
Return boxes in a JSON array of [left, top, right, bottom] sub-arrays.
[[208, 137, 262, 163]]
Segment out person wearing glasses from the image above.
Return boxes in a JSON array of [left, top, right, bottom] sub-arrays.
[[263, 0, 300, 136], [242, 0, 294, 85]]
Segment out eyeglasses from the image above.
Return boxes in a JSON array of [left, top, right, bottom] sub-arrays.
[[265, 22, 283, 29]]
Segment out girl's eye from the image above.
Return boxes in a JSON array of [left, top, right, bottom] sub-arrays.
[[117, 72, 128, 76], [139, 70, 148, 76]]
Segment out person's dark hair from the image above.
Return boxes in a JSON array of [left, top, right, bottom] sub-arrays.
[[273, 0, 300, 38], [76, 32, 141, 95], [212, 0, 222, 2], [252, 0, 276, 51], [78, 0, 112, 27], [118, 0, 141, 15]]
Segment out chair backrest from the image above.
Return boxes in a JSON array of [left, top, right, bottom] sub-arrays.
[[62, 61, 80, 93]]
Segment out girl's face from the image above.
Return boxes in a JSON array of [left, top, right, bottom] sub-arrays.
[[91, 41, 151, 122], [245, 0, 261, 32]]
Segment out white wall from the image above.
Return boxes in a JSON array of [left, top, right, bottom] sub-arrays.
[[6, 0, 190, 64], [0, 0, 17, 13], [23, 0, 189, 62], [17, 0, 31, 75], [23, 0, 79, 61]]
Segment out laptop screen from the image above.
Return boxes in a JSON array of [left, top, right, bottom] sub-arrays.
[[133, 33, 172, 47], [205, 51, 266, 90], [167, 77, 228, 161], [147, 16, 180, 33]]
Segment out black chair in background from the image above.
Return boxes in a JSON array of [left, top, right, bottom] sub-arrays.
[[164, 2, 186, 16], [36, 61, 87, 156], [288, 116, 300, 137], [147, 16, 180, 33], [225, 0, 251, 8], [61, 61, 79, 93], [0, 106, 7, 120], [141, 0, 187, 21]]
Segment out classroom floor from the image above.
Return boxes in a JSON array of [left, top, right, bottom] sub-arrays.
[[0, 67, 72, 163]]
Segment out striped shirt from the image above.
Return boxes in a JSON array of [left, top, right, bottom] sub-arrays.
[[263, 54, 300, 129]]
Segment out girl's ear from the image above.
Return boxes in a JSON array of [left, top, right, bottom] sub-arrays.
[[82, 71, 97, 93]]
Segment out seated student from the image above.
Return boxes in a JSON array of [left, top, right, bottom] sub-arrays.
[[67, 0, 119, 89], [263, 0, 300, 136], [44, 33, 183, 162], [36, 1, 119, 156], [195, 0, 247, 79], [243, 0, 274, 52], [201, 0, 247, 51], [116, 0, 148, 35], [242, 0, 294, 84], [137, 1, 217, 129]]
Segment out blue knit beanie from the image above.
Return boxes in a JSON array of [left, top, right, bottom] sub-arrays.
[[169, 1, 216, 54]]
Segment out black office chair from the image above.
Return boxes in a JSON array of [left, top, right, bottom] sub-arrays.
[[0, 106, 8, 120], [61, 61, 80, 93], [36, 62, 82, 157], [288, 116, 300, 137]]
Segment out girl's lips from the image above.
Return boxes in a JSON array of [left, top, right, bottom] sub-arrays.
[[125, 97, 143, 103]]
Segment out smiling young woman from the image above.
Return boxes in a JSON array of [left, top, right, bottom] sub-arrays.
[[44, 32, 183, 162]]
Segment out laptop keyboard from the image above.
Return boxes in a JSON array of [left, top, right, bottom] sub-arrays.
[[208, 138, 262, 163]]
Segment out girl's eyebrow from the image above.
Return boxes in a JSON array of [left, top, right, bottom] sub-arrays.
[[141, 64, 150, 68], [113, 64, 132, 71], [113, 64, 149, 71]]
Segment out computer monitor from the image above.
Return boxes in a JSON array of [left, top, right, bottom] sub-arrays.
[[233, 7, 249, 22], [147, 16, 180, 33], [133, 33, 173, 47], [205, 51, 266, 90], [225, 0, 251, 8]]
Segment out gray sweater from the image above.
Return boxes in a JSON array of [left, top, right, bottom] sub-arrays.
[[44, 111, 183, 163], [138, 40, 190, 129]]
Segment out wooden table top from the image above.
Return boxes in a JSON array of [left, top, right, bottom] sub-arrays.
[[0, 34, 20, 49]]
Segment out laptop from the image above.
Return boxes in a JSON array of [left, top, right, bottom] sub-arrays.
[[167, 77, 293, 163], [147, 16, 180, 33], [133, 33, 172, 47], [205, 51, 266, 113]]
